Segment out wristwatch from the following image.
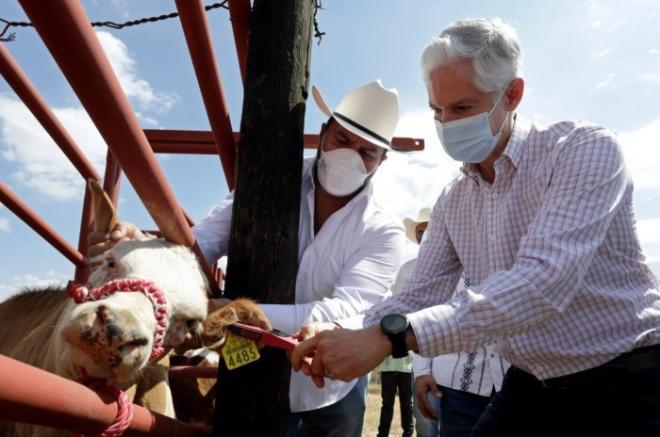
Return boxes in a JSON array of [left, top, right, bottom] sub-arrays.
[[380, 314, 410, 358]]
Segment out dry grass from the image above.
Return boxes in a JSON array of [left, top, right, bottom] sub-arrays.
[[363, 371, 407, 437]]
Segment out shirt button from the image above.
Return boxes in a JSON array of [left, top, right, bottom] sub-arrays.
[[492, 193, 498, 199], [490, 353, 496, 358]]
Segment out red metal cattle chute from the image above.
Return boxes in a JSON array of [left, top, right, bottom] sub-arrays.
[[0, 0, 425, 434]]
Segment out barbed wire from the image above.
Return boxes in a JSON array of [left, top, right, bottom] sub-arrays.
[[313, 0, 326, 45], [0, 2, 229, 43], [1, 1, 325, 45]]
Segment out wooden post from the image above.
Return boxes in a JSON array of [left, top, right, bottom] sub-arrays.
[[214, 0, 314, 435]]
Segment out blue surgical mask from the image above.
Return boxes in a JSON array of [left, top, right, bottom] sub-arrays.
[[435, 92, 507, 163]]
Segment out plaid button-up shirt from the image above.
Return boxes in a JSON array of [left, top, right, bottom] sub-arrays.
[[365, 117, 660, 380]]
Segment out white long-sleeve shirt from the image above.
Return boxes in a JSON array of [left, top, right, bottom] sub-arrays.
[[365, 118, 660, 380], [399, 258, 509, 397], [193, 157, 405, 412]]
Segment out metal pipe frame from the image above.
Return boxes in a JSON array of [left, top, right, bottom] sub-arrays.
[[74, 189, 93, 282], [0, 42, 101, 182], [228, 0, 251, 83], [0, 182, 83, 267], [175, 0, 237, 189], [19, 0, 219, 294], [145, 129, 425, 154], [0, 354, 206, 436], [169, 365, 218, 379]]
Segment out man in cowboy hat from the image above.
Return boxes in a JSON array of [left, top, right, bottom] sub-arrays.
[[89, 80, 406, 437]]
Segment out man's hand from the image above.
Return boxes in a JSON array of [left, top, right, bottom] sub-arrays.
[[415, 374, 442, 420], [293, 321, 340, 342], [290, 325, 391, 388], [87, 221, 143, 259]]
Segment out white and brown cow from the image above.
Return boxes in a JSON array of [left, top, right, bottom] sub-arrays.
[[0, 180, 209, 436]]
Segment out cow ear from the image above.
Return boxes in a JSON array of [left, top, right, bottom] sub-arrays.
[[88, 179, 118, 233]]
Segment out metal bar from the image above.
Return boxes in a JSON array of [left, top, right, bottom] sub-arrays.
[[0, 182, 83, 266], [74, 187, 93, 282], [0, 41, 100, 182], [19, 0, 220, 294], [228, 0, 251, 83], [0, 354, 206, 436], [175, 0, 237, 189], [169, 365, 218, 379], [145, 129, 425, 153]]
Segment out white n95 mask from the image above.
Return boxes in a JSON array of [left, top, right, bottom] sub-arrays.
[[435, 92, 507, 163], [317, 147, 373, 196]]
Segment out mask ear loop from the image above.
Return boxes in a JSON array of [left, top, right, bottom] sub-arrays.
[[487, 87, 511, 137]]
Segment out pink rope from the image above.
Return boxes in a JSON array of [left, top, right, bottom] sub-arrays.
[[66, 278, 170, 436], [74, 370, 134, 437]]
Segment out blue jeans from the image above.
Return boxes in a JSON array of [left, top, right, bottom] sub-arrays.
[[439, 386, 491, 437], [414, 389, 441, 437], [286, 376, 367, 437]]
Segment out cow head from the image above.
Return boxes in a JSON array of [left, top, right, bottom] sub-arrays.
[[56, 180, 208, 386]]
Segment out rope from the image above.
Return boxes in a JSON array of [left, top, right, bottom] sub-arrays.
[[75, 370, 134, 437]]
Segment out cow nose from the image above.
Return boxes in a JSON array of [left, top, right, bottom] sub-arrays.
[[117, 337, 149, 356]]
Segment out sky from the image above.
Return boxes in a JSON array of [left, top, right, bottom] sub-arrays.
[[1, 0, 659, 300]]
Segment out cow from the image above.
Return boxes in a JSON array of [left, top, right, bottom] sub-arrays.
[[0, 180, 209, 436]]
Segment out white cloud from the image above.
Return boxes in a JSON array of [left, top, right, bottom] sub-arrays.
[[96, 31, 179, 111], [0, 95, 107, 200], [0, 271, 69, 302], [619, 119, 660, 189], [372, 109, 459, 220], [594, 73, 615, 90], [651, 48, 659, 55], [593, 48, 612, 58], [587, 0, 627, 31], [637, 219, 660, 268], [0, 216, 10, 233], [637, 72, 660, 84]]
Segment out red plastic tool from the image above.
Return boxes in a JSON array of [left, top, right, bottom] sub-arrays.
[[228, 322, 300, 351]]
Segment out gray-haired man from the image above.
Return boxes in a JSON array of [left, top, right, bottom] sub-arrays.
[[292, 17, 660, 436]]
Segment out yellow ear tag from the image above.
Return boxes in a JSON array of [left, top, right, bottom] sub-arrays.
[[222, 332, 261, 370]]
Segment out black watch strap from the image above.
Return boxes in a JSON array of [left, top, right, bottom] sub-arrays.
[[389, 331, 408, 358]]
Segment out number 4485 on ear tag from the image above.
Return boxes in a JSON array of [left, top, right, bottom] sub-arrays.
[[222, 332, 261, 370]]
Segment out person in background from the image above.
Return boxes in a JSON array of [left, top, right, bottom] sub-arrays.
[[376, 209, 430, 437]]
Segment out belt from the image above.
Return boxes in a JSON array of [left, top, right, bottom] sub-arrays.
[[541, 344, 660, 389]]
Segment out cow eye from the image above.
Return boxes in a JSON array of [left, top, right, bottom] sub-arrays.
[[107, 260, 115, 268]]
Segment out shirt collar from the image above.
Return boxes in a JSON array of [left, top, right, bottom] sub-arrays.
[[501, 115, 530, 169]]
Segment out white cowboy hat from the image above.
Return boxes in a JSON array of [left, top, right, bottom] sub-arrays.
[[312, 80, 399, 151], [403, 207, 431, 243]]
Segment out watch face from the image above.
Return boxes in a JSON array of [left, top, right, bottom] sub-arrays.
[[382, 314, 407, 334]]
